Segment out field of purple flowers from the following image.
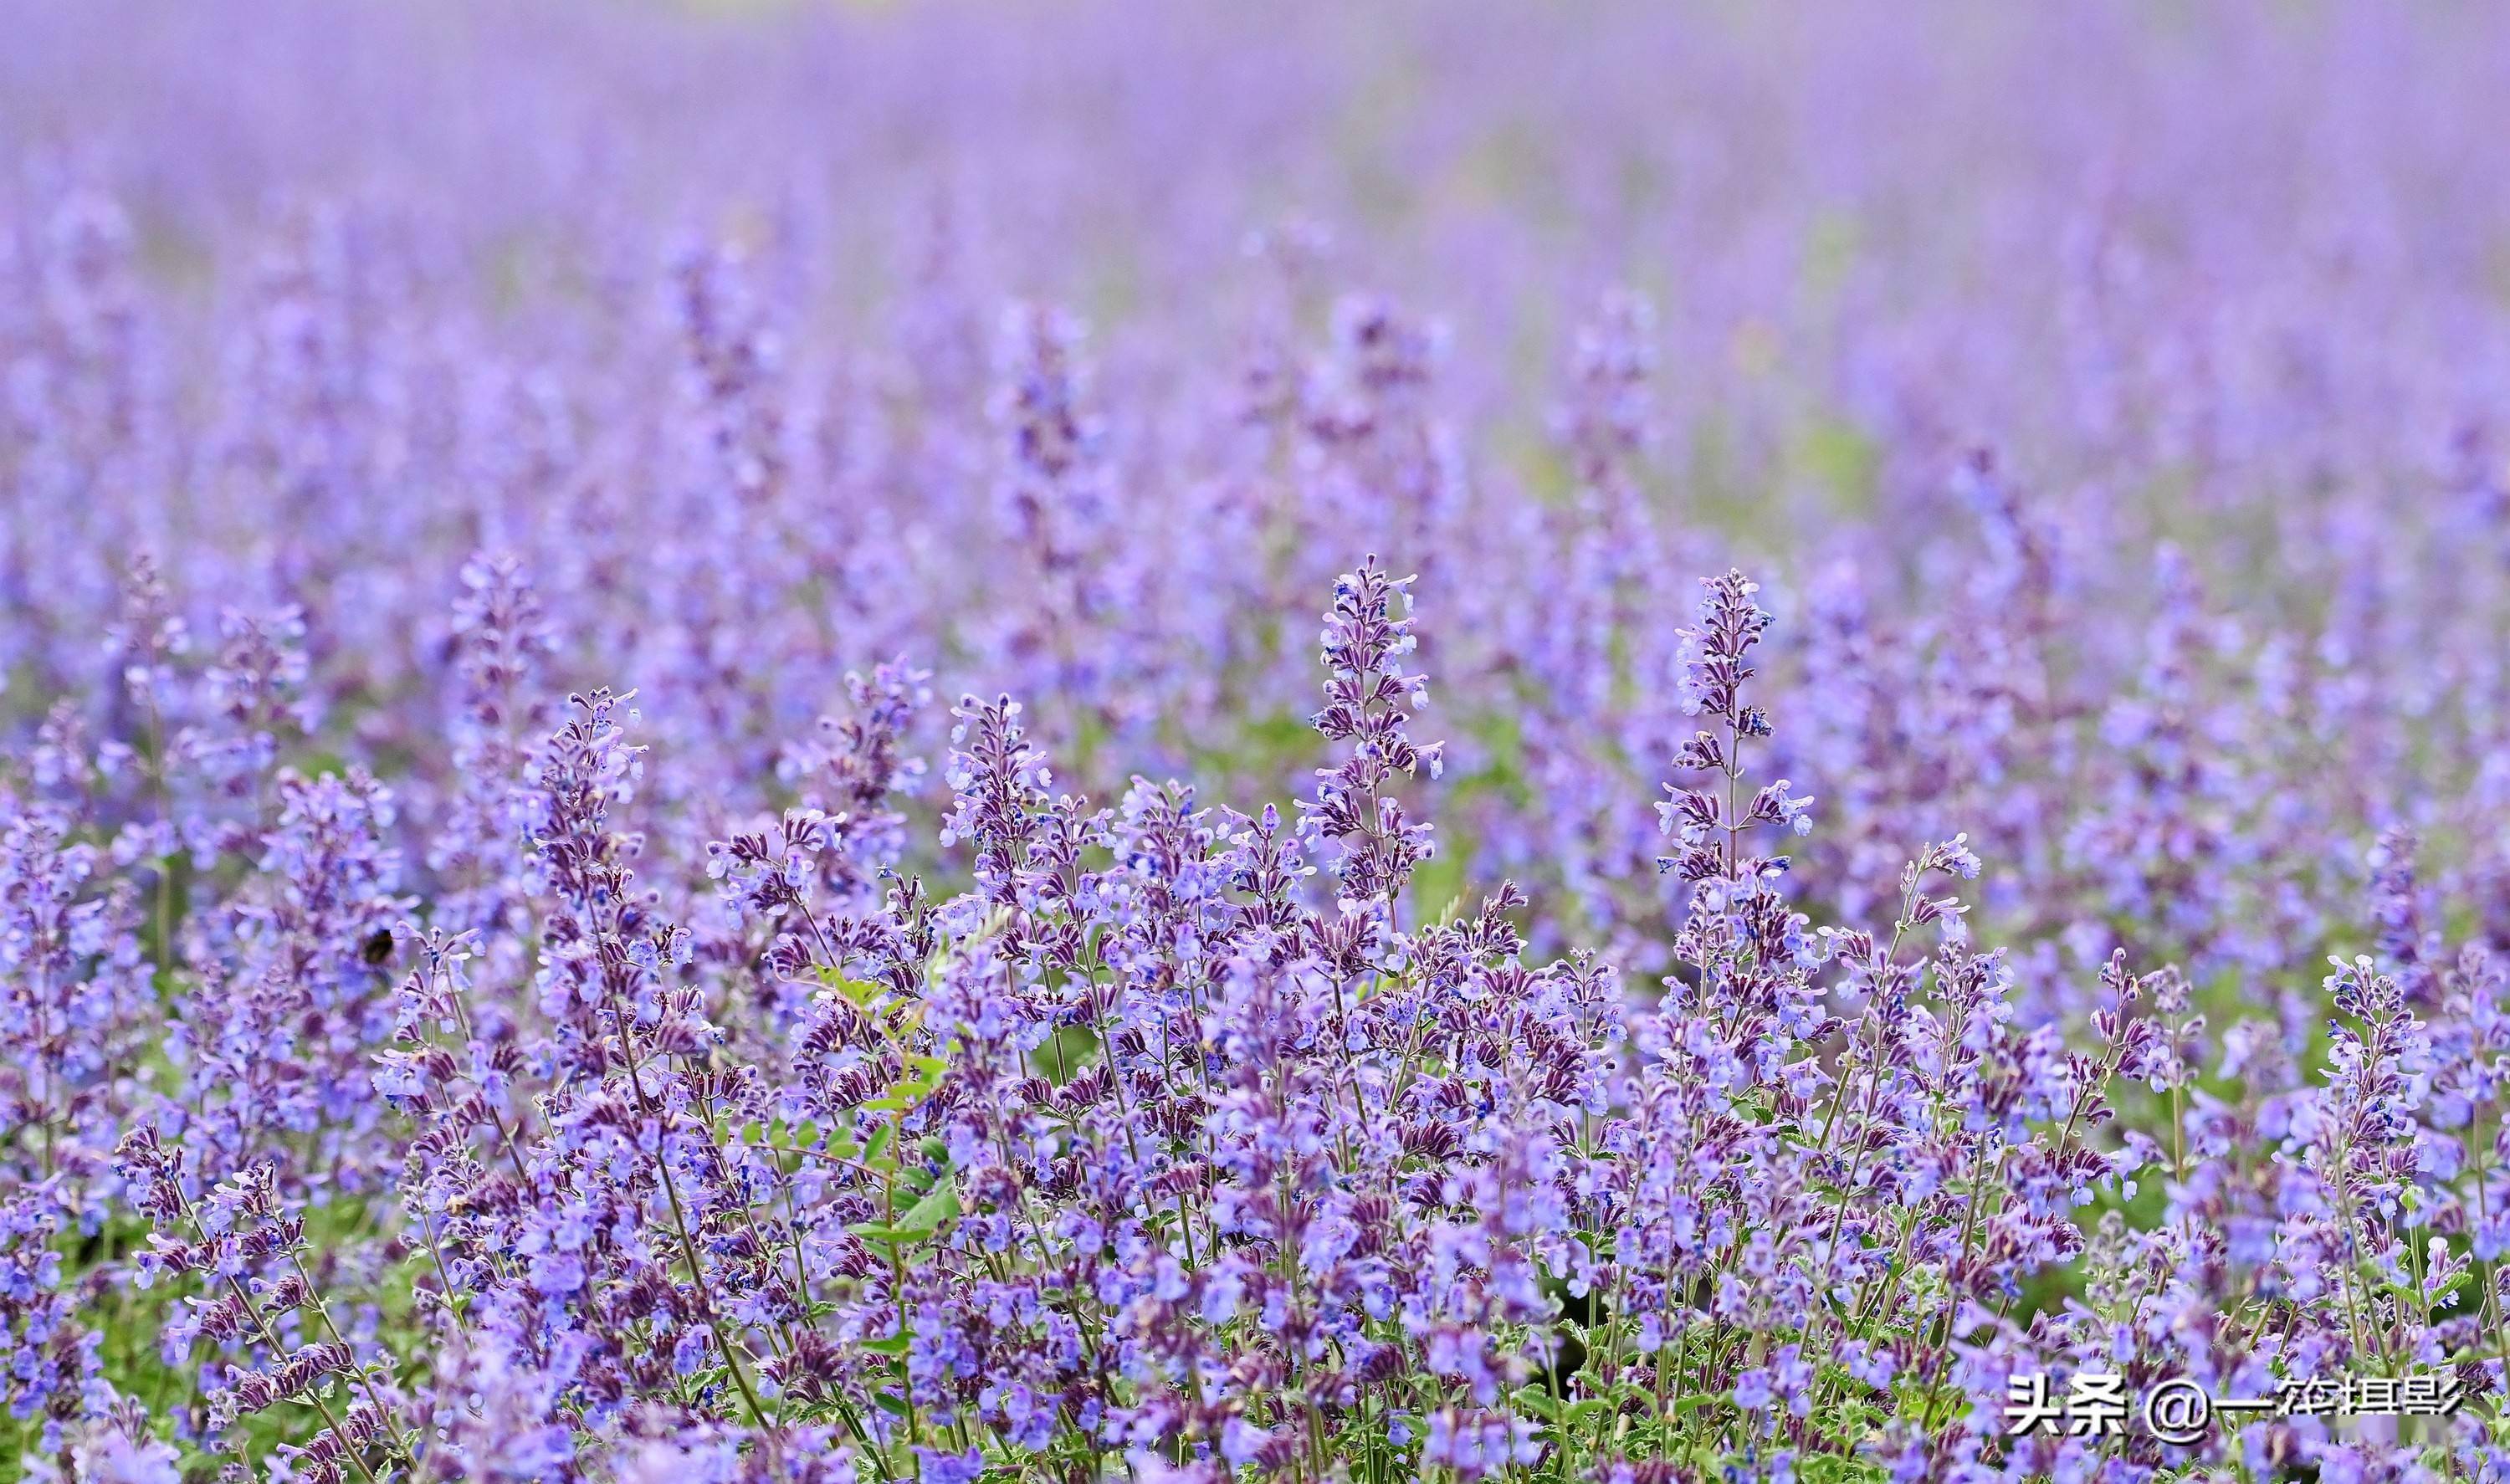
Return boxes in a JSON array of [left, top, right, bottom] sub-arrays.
[[7, 1, 2510, 1480]]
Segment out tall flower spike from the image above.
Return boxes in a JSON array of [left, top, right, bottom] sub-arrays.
[[1657, 570, 1811, 884], [940, 693, 1053, 909], [1299, 555, 1443, 908]]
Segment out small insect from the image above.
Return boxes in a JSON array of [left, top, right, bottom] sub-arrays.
[[362, 929, 397, 966]]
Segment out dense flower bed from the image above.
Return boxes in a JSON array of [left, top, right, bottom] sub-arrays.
[[5, 2, 2510, 1480]]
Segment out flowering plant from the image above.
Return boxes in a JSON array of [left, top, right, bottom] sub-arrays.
[[11, 550, 2506, 1482], [8, 4, 2510, 1480]]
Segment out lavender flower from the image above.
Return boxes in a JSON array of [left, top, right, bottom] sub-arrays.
[[2, 6, 2507, 1476]]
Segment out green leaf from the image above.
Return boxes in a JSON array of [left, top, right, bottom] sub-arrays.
[[893, 1180, 960, 1237], [866, 1058, 945, 1113], [822, 974, 884, 1007]]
